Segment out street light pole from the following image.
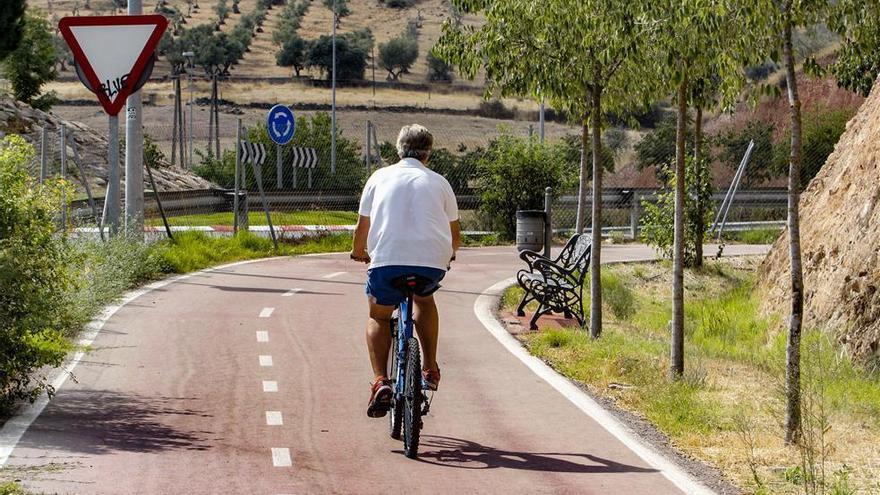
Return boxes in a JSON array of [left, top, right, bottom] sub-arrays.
[[183, 51, 195, 169], [331, 0, 337, 174]]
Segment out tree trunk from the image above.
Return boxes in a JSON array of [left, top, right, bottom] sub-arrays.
[[671, 74, 688, 379], [693, 105, 704, 267], [575, 118, 589, 234], [589, 85, 603, 338], [783, 7, 804, 446]]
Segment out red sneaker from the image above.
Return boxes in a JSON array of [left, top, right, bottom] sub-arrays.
[[422, 367, 441, 391], [367, 377, 392, 418]]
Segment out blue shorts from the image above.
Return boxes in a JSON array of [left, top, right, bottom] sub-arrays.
[[365, 265, 446, 306]]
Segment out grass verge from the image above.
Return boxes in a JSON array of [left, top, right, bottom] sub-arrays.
[[502, 258, 880, 494], [145, 210, 359, 227]]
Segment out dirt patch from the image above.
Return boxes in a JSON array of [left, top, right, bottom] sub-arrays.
[[758, 82, 880, 361]]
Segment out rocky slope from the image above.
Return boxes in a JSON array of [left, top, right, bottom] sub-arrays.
[[759, 83, 880, 361], [0, 98, 213, 194]]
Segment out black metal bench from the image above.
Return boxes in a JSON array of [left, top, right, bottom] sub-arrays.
[[515, 234, 592, 330]]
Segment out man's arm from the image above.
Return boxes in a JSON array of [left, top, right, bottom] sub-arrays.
[[450, 220, 461, 255], [351, 215, 371, 262]]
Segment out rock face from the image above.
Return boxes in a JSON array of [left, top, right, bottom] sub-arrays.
[[759, 84, 880, 361], [0, 98, 213, 193]]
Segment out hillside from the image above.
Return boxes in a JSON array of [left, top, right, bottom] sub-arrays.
[[758, 81, 879, 360], [35, 0, 499, 109]]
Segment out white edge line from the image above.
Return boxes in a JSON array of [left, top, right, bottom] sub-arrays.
[[321, 271, 346, 279], [474, 277, 716, 495], [0, 256, 288, 468], [282, 288, 303, 297]]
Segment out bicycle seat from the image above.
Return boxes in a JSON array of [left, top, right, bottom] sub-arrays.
[[390, 274, 436, 296]]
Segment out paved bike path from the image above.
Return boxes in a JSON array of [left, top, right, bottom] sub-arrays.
[[3, 244, 768, 494]]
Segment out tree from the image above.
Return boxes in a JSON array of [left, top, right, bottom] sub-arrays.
[[436, 0, 657, 339], [427, 51, 454, 83], [643, 0, 763, 378], [378, 35, 418, 81], [307, 35, 367, 80], [825, 2, 880, 97], [3, 12, 57, 110], [634, 115, 693, 179], [0, 0, 26, 60], [276, 35, 307, 77]]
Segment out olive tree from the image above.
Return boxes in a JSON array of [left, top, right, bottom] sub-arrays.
[[436, 0, 657, 338], [378, 35, 418, 81]]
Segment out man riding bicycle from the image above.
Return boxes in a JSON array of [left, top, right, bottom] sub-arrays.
[[351, 124, 460, 418]]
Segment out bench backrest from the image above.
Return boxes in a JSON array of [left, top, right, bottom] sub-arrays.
[[557, 234, 592, 271], [568, 235, 592, 286]]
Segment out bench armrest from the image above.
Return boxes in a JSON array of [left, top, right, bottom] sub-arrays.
[[519, 249, 550, 271]]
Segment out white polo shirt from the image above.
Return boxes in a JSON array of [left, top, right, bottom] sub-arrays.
[[358, 158, 459, 270]]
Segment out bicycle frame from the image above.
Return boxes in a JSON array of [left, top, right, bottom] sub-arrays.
[[393, 293, 415, 398]]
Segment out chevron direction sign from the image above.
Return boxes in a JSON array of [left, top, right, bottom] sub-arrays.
[[292, 147, 318, 169], [240, 141, 267, 165]]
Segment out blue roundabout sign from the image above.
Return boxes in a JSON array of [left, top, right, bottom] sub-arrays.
[[267, 104, 296, 145]]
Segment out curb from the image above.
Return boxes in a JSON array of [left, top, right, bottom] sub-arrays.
[[473, 277, 717, 495]]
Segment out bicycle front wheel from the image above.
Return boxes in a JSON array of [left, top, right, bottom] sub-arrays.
[[403, 337, 423, 459]]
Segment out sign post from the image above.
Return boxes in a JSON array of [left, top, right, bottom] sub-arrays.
[[58, 14, 168, 236], [267, 104, 296, 190]]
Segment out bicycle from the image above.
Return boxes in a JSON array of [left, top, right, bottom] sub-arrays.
[[387, 273, 434, 459]]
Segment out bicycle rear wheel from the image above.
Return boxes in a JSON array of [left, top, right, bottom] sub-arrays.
[[403, 337, 423, 459], [389, 326, 403, 440]]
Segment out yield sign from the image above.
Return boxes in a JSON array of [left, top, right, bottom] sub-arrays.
[[59, 15, 168, 116]]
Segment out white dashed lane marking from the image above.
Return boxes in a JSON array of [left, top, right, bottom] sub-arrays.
[[263, 381, 278, 392], [271, 448, 292, 467], [265, 411, 283, 426], [322, 271, 346, 279], [256, 331, 269, 343], [259, 355, 273, 367], [259, 307, 275, 318], [282, 288, 303, 297]]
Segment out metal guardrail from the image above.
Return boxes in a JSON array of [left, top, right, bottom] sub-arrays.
[[69, 187, 790, 222]]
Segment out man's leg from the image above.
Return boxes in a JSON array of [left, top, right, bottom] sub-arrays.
[[366, 301, 395, 379], [413, 294, 439, 372]]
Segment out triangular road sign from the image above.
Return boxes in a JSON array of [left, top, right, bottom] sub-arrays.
[[59, 15, 168, 116]]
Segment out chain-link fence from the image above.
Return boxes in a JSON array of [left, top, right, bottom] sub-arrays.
[[27, 90, 852, 241]]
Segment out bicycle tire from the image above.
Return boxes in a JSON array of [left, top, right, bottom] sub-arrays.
[[403, 337, 423, 459], [389, 330, 403, 440]]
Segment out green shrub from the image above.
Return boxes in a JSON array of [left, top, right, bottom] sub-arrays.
[[0, 136, 73, 411], [427, 51, 454, 83], [640, 156, 714, 267], [474, 133, 575, 239], [772, 106, 854, 190], [245, 112, 365, 192], [193, 148, 236, 188]]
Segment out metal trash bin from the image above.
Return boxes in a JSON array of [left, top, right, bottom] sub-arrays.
[[516, 210, 545, 252], [222, 190, 249, 231]]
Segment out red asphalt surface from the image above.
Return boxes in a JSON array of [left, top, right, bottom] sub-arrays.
[[4, 244, 768, 494]]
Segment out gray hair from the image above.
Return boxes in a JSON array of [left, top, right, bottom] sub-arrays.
[[396, 124, 433, 161]]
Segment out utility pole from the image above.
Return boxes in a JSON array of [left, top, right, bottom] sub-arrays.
[[331, 0, 337, 174], [539, 99, 545, 143], [125, 0, 145, 238], [184, 51, 195, 168]]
